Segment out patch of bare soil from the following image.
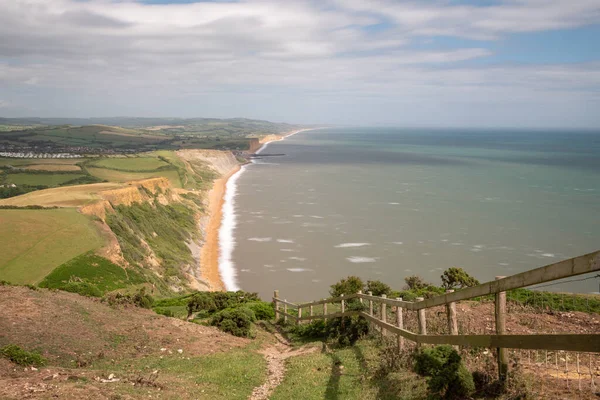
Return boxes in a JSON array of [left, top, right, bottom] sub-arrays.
[[249, 330, 318, 400], [0, 286, 249, 399]]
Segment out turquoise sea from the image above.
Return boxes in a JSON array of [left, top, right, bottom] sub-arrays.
[[222, 128, 600, 300]]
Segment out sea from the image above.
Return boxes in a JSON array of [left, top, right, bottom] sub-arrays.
[[219, 127, 600, 301]]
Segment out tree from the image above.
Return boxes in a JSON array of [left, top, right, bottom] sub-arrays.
[[330, 276, 364, 297], [404, 275, 429, 290], [365, 280, 392, 297], [440, 267, 479, 290]]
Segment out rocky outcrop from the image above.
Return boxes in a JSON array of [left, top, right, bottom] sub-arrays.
[[176, 149, 239, 177]]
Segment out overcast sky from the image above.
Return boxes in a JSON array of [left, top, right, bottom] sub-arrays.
[[1, 0, 599, 128]]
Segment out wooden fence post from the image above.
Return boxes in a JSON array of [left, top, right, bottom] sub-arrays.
[[446, 289, 458, 335], [323, 300, 328, 319], [358, 290, 363, 304], [495, 276, 508, 382], [368, 291, 373, 316], [396, 297, 404, 351], [416, 297, 426, 348], [297, 306, 302, 325], [284, 300, 288, 324], [310, 304, 314, 319], [341, 294, 345, 313], [274, 290, 280, 321], [381, 294, 387, 337]]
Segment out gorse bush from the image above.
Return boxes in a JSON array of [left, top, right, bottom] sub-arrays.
[[103, 287, 154, 309], [210, 307, 256, 337], [330, 276, 364, 297], [1, 345, 46, 367], [415, 345, 475, 400], [60, 281, 102, 297], [245, 301, 275, 320], [186, 290, 260, 319], [441, 267, 480, 290]]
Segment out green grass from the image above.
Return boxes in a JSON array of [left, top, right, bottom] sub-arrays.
[[106, 201, 196, 278], [1, 344, 47, 367], [90, 157, 170, 171], [98, 349, 266, 400], [87, 167, 182, 187], [271, 338, 427, 400], [3, 172, 87, 186], [39, 252, 146, 294], [0, 209, 104, 284]]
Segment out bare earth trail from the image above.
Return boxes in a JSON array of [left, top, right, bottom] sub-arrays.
[[249, 330, 318, 400]]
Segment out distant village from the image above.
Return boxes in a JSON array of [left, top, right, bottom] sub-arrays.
[[0, 152, 82, 159]]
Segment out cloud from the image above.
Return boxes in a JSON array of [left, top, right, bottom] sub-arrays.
[[0, 0, 599, 126]]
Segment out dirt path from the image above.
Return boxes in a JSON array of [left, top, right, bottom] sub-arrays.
[[249, 331, 318, 400]]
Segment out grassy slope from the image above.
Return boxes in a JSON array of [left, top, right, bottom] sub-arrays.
[[89, 156, 170, 171], [38, 252, 146, 293], [4, 172, 86, 186], [86, 167, 182, 187], [0, 209, 104, 284], [0, 285, 265, 400]]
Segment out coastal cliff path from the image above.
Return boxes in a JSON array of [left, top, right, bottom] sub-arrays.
[[249, 330, 318, 400]]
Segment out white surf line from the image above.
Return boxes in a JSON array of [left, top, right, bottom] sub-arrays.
[[218, 165, 247, 291]]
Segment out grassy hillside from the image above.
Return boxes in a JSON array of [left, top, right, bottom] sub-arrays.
[[0, 285, 266, 400], [0, 209, 104, 284]]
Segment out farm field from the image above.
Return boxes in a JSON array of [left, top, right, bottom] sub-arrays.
[[89, 156, 170, 171], [0, 182, 123, 207], [0, 158, 82, 167], [0, 208, 104, 284], [21, 164, 81, 171], [87, 167, 182, 187], [3, 172, 86, 186]]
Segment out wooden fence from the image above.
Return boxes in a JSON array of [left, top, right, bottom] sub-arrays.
[[273, 250, 600, 380]]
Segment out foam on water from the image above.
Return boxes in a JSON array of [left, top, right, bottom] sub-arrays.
[[218, 165, 247, 291], [346, 256, 377, 263], [335, 243, 370, 248], [277, 239, 295, 243], [287, 268, 311, 272], [248, 237, 272, 242]]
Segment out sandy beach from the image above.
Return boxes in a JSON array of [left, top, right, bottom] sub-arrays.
[[200, 165, 240, 291], [199, 128, 315, 291]]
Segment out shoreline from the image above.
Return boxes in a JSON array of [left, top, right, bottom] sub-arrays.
[[201, 127, 319, 292]]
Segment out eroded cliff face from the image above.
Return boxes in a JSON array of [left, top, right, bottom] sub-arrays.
[[176, 149, 239, 177], [78, 153, 239, 294]]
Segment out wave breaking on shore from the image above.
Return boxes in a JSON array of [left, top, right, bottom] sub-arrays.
[[218, 165, 245, 291], [218, 128, 317, 291]]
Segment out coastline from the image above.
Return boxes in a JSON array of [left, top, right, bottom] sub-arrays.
[[201, 128, 318, 292]]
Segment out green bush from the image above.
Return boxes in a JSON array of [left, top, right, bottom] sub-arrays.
[[186, 290, 260, 319], [290, 319, 328, 339], [330, 276, 364, 297], [404, 275, 429, 290], [103, 287, 153, 309], [441, 267, 480, 290], [365, 280, 392, 297], [155, 308, 175, 317], [1, 345, 46, 367], [245, 301, 275, 320], [210, 307, 256, 338], [415, 345, 475, 400], [60, 281, 102, 297], [326, 301, 369, 346]]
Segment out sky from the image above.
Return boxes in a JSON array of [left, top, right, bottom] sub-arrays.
[[0, 0, 599, 128]]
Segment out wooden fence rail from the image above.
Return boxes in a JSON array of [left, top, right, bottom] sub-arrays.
[[272, 251, 600, 380]]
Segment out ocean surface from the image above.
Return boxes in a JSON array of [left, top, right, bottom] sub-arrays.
[[220, 128, 600, 301]]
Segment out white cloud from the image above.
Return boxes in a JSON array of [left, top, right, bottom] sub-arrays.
[[0, 0, 598, 126]]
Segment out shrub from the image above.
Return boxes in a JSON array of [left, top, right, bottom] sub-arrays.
[[103, 288, 153, 309], [60, 282, 102, 297], [290, 319, 328, 339], [187, 293, 217, 318], [245, 301, 275, 320], [404, 275, 429, 290], [415, 345, 475, 400], [210, 307, 256, 337], [326, 301, 369, 346], [1, 345, 46, 367], [365, 280, 392, 297], [154, 307, 175, 318], [441, 267, 480, 290], [330, 276, 364, 297]]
